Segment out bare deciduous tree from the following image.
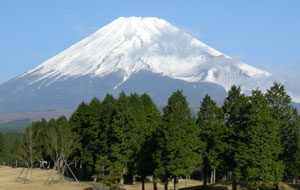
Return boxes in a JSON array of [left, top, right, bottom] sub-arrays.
[[45, 117, 80, 184], [16, 126, 40, 183]]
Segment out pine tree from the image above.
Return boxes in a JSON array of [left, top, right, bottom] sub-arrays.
[[196, 94, 225, 187], [156, 90, 201, 190]]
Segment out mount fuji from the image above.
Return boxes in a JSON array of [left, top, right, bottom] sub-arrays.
[[0, 16, 273, 114]]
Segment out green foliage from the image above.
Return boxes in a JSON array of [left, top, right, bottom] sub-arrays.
[[69, 100, 98, 173], [2, 83, 300, 188], [0, 132, 22, 165], [93, 155, 122, 187], [0, 132, 4, 153], [155, 90, 202, 186], [266, 82, 300, 181], [197, 94, 225, 185], [136, 93, 162, 182], [222, 86, 248, 182], [237, 89, 283, 189], [110, 92, 148, 181], [10, 136, 22, 164]]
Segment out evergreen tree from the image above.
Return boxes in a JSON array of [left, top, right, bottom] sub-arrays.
[[222, 86, 248, 190], [0, 131, 4, 153], [10, 136, 22, 166], [196, 94, 225, 187], [137, 93, 162, 190], [84, 97, 103, 178], [93, 94, 118, 185], [266, 82, 300, 183], [69, 101, 94, 178], [286, 112, 300, 183], [99, 94, 116, 156], [126, 93, 148, 184], [156, 90, 201, 190], [110, 92, 144, 184], [237, 89, 282, 189]]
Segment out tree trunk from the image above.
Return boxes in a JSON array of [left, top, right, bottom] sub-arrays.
[[30, 153, 33, 182], [120, 168, 125, 185], [213, 169, 216, 183], [210, 170, 213, 184], [232, 175, 237, 190], [164, 183, 168, 190], [174, 176, 178, 190], [153, 182, 158, 190], [133, 176, 136, 185], [203, 166, 208, 188], [293, 178, 296, 184], [142, 178, 145, 190]]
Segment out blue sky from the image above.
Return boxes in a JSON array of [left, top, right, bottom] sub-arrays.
[[1, 0, 300, 84]]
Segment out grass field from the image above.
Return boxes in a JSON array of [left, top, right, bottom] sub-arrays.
[[123, 179, 300, 190], [1, 166, 300, 190], [123, 179, 203, 190], [0, 166, 90, 190]]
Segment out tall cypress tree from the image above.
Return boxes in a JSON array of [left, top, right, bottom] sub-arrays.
[[0, 132, 4, 154], [126, 93, 147, 184], [197, 94, 225, 188], [100, 94, 116, 154], [156, 90, 201, 190], [84, 97, 103, 178], [93, 94, 117, 185], [237, 89, 282, 189], [266, 82, 300, 183], [137, 93, 162, 190], [222, 86, 248, 190], [69, 101, 97, 178], [110, 92, 144, 184]]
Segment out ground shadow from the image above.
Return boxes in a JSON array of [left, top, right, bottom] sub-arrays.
[[282, 183, 300, 190], [179, 184, 228, 190]]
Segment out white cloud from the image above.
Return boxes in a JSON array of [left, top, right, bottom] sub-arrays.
[[72, 25, 98, 38], [268, 61, 300, 103]]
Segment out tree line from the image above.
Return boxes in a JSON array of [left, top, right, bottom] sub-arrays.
[[1, 82, 300, 190]]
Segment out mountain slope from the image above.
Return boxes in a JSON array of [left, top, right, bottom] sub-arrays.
[[0, 16, 272, 113], [16, 17, 270, 91]]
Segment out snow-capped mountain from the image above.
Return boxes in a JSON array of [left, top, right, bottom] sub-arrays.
[[0, 16, 272, 114]]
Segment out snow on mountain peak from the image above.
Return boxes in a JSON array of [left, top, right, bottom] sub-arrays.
[[19, 16, 271, 92]]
